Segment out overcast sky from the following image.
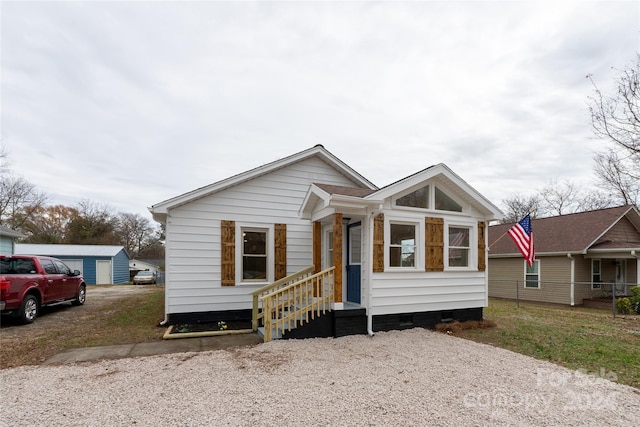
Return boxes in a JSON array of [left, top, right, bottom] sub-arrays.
[[2, 0, 638, 224]]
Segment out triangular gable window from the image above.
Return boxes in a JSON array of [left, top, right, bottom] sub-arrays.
[[435, 187, 462, 212], [396, 185, 429, 209]]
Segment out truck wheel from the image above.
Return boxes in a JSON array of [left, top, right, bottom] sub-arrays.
[[72, 285, 86, 306], [18, 295, 39, 324]]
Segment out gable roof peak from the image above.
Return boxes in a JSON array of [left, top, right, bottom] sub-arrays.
[[150, 145, 376, 222]]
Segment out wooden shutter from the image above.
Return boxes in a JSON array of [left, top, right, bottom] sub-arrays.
[[477, 221, 486, 272], [373, 213, 384, 273], [425, 217, 444, 272], [275, 224, 287, 280], [221, 220, 235, 286]]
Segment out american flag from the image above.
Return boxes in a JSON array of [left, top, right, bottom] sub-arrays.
[[508, 214, 535, 266]]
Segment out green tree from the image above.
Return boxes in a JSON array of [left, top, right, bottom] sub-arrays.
[[21, 205, 78, 243], [65, 200, 119, 245]]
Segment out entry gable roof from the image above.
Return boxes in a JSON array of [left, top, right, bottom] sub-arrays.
[[299, 183, 380, 219], [300, 163, 503, 221], [368, 163, 503, 219], [488, 205, 640, 256], [150, 145, 376, 223]]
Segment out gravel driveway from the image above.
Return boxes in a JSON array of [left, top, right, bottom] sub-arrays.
[[1, 328, 638, 426]]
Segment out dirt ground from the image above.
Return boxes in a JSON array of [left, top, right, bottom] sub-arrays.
[[0, 285, 159, 366]]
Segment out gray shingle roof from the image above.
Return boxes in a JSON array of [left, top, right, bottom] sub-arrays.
[[489, 205, 640, 255]]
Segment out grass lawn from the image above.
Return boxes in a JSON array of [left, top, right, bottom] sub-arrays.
[[459, 298, 640, 389], [0, 287, 166, 368]]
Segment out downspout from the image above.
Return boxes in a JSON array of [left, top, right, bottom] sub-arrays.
[[366, 206, 382, 337], [632, 250, 639, 286], [567, 253, 575, 306], [159, 214, 170, 326]]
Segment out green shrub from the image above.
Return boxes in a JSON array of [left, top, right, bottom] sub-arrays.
[[630, 286, 640, 314], [616, 297, 632, 314]]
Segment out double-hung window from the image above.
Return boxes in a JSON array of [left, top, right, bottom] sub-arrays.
[[591, 259, 602, 289], [448, 226, 470, 267], [242, 229, 267, 281], [525, 260, 540, 289], [389, 223, 416, 268]]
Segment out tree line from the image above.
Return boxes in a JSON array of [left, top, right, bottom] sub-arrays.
[[0, 159, 164, 259]]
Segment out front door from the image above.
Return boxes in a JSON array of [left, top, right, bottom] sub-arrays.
[[615, 260, 627, 294], [346, 222, 361, 304]]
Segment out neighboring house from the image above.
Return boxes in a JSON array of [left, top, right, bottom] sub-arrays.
[[130, 259, 161, 275], [150, 145, 502, 338], [14, 244, 130, 285], [488, 205, 640, 306], [0, 226, 25, 255]]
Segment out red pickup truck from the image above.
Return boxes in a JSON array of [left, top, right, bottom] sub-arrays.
[[0, 255, 86, 324]]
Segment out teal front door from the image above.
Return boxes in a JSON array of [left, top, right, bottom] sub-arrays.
[[346, 222, 361, 304]]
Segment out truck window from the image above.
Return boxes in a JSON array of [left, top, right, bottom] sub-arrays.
[[40, 259, 58, 274], [0, 259, 10, 274], [0, 258, 37, 274], [53, 260, 71, 275]]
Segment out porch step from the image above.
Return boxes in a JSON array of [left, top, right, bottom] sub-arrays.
[[257, 326, 283, 340]]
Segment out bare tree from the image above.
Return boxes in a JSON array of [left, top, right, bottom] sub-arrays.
[[593, 150, 639, 206], [539, 179, 615, 215], [0, 175, 49, 230], [117, 212, 154, 257], [501, 178, 615, 222], [588, 54, 640, 207], [500, 194, 542, 223], [575, 189, 616, 212], [539, 179, 579, 216], [0, 143, 9, 175]]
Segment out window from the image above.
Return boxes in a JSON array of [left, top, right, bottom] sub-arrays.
[[396, 186, 429, 209], [390, 223, 416, 267], [242, 229, 267, 281], [448, 227, 470, 267], [435, 187, 462, 212], [592, 259, 602, 289], [53, 260, 71, 275], [525, 260, 540, 288], [40, 259, 58, 275], [0, 258, 37, 274]]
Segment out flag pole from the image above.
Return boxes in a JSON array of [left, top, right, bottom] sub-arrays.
[[488, 229, 511, 249], [488, 211, 536, 250]]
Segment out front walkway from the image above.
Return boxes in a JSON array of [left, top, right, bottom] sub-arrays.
[[44, 333, 263, 364]]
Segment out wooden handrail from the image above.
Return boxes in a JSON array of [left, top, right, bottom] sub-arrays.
[[251, 266, 315, 331], [261, 266, 335, 342]]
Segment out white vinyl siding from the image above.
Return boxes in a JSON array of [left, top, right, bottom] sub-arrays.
[[369, 271, 487, 316], [366, 207, 487, 316], [165, 156, 363, 314]]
